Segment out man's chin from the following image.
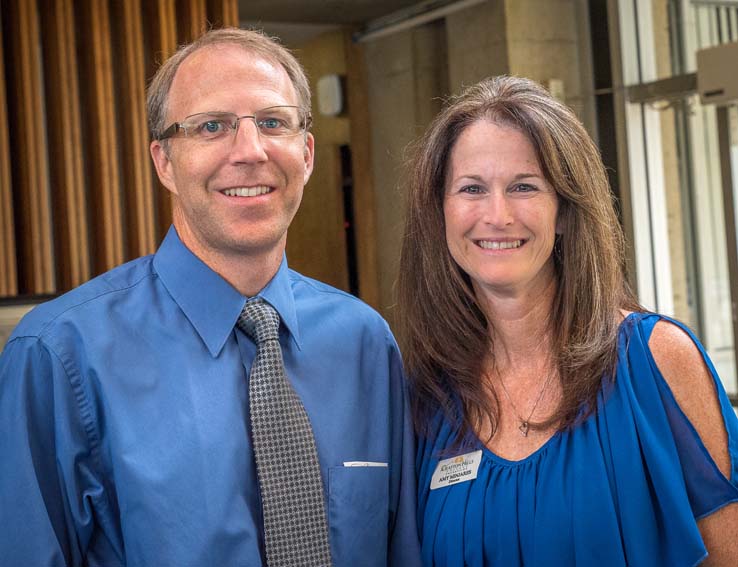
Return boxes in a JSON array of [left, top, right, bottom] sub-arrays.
[[215, 231, 288, 259]]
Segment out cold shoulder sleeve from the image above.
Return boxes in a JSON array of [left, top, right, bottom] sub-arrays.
[[604, 313, 738, 565]]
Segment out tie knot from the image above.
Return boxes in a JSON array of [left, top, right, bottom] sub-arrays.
[[237, 299, 281, 344]]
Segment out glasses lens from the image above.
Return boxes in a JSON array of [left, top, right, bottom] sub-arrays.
[[173, 108, 307, 141], [183, 113, 236, 140], [254, 107, 304, 137]]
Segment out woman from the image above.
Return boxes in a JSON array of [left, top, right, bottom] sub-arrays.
[[397, 75, 738, 566]]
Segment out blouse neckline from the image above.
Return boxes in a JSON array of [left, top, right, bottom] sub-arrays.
[[473, 312, 643, 466]]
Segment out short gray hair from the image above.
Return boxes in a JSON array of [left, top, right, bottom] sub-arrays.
[[146, 27, 311, 140]]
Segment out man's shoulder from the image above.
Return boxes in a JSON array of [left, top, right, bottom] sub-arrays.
[[10, 255, 157, 341], [287, 269, 390, 330]]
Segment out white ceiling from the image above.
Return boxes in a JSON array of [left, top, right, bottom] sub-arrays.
[[238, 0, 422, 44], [238, 0, 421, 25]]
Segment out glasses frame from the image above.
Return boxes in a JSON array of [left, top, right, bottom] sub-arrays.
[[156, 105, 312, 142]]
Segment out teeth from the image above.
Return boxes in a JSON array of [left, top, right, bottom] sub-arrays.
[[222, 186, 271, 197], [478, 240, 523, 250]]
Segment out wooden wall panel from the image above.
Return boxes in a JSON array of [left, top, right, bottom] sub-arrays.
[[5, 0, 55, 294], [143, 0, 178, 80], [0, 19, 18, 296], [288, 31, 352, 294], [77, 0, 125, 273], [143, 0, 178, 242], [177, 0, 208, 43], [207, 0, 240, 28], [287, 146, 349, 291], [150, 0, 179, 59], [344, 31, 380, 308], [1, 0, 247, 299], [112, 0, 157, 258], [41, 0, 91, 290]]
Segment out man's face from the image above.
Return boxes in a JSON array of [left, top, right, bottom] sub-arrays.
[[150, 44, 314, 264]]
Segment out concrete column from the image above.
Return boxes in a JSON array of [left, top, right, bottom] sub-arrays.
[[446, 0, 593, 126], [364, 22, 447, 320]]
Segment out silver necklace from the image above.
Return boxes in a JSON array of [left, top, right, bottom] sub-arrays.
[[497, 371, 555, 436]]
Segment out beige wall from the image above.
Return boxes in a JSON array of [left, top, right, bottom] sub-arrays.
[[446, 0, 510, 89], [447, 0, 594, 124], [364, 23, 448, 321]]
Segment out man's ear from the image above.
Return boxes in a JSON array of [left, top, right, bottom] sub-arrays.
[[303, 132, 315, 186], [150, 140, 179, 195]]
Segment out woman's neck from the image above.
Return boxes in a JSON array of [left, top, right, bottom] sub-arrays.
[[476, 274, 558, 370]]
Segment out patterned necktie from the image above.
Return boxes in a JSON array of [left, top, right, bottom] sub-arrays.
[[237, 299, 333, 567]]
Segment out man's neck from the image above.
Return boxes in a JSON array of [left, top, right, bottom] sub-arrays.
[[173, 222, 284, 297], [208, 248, 284, 297]]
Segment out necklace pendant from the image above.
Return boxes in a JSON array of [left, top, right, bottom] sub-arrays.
[[519, 421, 530, 436]]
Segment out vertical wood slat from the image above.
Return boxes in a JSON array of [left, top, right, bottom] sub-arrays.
[[143, 0, 178, 77], [42, 0, 91, 290], [150, 0, 178, 58], [2, 0, 250, 300], [177, 0, 208, 43], [112, 0, 157, 258], [207, 0, 240, 28], [344, 30, 380, 309], [78, 0, 125, 273], [6, 0, 55, 294], [144, 0, 178, 241], [0, 17, 18, 296]]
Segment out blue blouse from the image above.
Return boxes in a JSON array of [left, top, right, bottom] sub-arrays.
[[417, 313, 738, 566]]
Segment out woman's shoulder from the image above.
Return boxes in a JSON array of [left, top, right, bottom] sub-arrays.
[[611, 309, 737, 477], [644, 316, 738, 567], [617, 310, 710, 386], [646, 316, 733, 478], [616, 310, 733, 479]]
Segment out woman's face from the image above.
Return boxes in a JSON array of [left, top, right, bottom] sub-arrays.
[[443, 120, 560, 300]]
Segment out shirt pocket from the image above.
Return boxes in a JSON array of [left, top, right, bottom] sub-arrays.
[[328, 465, 389, 566]]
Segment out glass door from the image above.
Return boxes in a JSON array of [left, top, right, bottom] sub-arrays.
[[615, 0, 738, 400], [686, 99, 737, 397], [716, 103, 738, 399]]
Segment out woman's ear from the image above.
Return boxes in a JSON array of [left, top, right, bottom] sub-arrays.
[[555, 214, 563, 235]]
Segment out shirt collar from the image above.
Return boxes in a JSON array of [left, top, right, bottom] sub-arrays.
[[153, 227, 301, 357], [256, 255, 301, 349]]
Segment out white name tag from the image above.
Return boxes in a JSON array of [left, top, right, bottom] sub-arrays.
[[430, 450, 482, 490]]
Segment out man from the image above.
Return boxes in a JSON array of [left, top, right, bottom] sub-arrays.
[[0, 28, 420, 567]]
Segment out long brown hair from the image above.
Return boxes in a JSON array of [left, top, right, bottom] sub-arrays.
[[397, 76, 640, 444]]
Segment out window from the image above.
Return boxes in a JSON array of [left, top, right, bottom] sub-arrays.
[[616, 0, 738, 399]]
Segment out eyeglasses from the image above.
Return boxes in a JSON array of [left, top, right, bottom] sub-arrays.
[[156, 105, 312, 141]]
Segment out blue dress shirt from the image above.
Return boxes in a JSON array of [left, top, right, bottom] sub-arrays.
[[0, 227, 421, 567]]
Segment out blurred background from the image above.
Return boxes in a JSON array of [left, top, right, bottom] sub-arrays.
[[1, 0, 737, 404]]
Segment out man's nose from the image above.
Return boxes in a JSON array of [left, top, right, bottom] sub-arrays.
[[229, 117, 268, 163]]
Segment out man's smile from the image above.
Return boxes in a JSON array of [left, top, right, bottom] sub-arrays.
[[221, 186, 273, 197]]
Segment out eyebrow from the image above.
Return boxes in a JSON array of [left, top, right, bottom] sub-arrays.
[[451, 172, 542, 183]]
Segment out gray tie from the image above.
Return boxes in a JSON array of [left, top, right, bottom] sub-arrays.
[[237, 299, 333, 567]]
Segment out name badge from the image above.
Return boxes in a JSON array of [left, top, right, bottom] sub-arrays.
[[430, 450, 482, 490]]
